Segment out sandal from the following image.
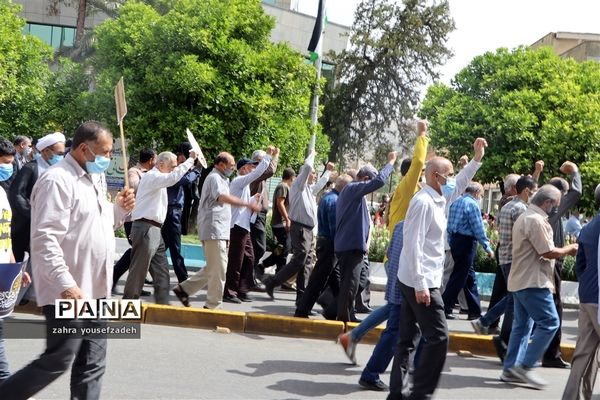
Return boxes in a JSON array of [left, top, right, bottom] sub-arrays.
[[172, 285, 190, 307]]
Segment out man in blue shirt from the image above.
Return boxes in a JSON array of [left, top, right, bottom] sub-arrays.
[[442, 181, 493, 319], [335, 151, 397, 322], [563, 185, 600, 399], [162, 142, 202, 283], [295, 174, 352, 318]]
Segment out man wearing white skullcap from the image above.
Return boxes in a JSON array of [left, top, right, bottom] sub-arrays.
[[8, 132, 66, 261]]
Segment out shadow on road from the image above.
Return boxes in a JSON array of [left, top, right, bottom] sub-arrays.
[[227, 360, 359, 378], [267, 379, 363, 397]]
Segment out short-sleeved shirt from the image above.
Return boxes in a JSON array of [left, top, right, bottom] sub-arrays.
[[508, 204, 556, 293], [271, 182, 289, 227], [198, 169, 231, 241]]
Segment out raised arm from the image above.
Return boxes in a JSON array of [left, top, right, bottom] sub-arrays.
[[448, 138, 486, 206]]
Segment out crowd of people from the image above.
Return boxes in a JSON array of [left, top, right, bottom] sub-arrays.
[[0, 118, 598, 400]]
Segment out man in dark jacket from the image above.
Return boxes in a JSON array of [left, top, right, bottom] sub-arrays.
[[334, 152, 397, 322], [9, 132, 65, 261]]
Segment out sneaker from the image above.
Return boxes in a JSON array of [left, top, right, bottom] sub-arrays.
[[508, 365, 547, 390], [500, 369, 524, 384], [470, 318, 489, 335], [337, 333, 357, 365]]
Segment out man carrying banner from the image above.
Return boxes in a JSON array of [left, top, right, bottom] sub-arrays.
[[0, 121, 135, 400]]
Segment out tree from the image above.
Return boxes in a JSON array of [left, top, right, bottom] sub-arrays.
[[0, 1, 53, 137], [322, 0, 454, 162], [90, 0, 326, 166], [421, 46, 600, 213]]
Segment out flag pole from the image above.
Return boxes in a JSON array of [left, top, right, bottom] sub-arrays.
[[308, 0, 326, 153]]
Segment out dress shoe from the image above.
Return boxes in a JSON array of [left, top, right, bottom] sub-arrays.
[[359, 378, 389, 392], [223, 295, 242, 304], [140, 289, 151, 297], [445, 313, 457, 320], [542, 357, 570, 369], [237, 293, 253, 302], [355, 305, 373, 314], [467, 314, 481, 321], [294, 311, 309, 318], [144, 278, 153, 285]]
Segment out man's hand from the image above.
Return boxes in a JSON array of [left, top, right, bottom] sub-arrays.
[[417, 119, 428, 136], [473, 138, 488, 162], [534, 160, 544, 173], [21, 271, 31, 287], [284, 218, 291, 233], [61, 285, 84, 300], [566, 243, 579, 256], [560, 161, 578, 175], [388, 151, 398, 164], [487, 250, 494, 259], [189, 149, 198, 160], [247, 195, 262, 213], [459, 155, 469, 168], [273, 147, 280, 158], [266, 145, 276, 156], [415, 288, 431, 306], [116, 188, 135, 212], [325, 162, 335, 171]]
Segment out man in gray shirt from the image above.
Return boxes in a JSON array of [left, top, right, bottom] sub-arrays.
[[264, 149, 333, 304], [173, 152, 260, 309]]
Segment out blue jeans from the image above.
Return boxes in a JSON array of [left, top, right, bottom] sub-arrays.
[[0, 320, 8, 380], [480, 295, 507, 327], [361, 303, 401, 383], [503, 288, 559, 370], [350, 303, 391, 342]]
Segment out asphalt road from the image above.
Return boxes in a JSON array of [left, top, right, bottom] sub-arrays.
[[3, 313, 589, 400]]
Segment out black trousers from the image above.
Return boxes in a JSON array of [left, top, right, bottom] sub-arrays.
[[544, 258, 564, 361], [336, 250, 365, 322], [162, 206, 188, 283], [262, 226, 290, 270], [0, 306, 107, 400], [487, 253, 507, 329], [442, 233, 481, 316], [224, 225, 255, 297], [250, 210, 268, 267], [296, 236, 336, 316], [388, 282, 448, 400], [113, 221, 133, 287]]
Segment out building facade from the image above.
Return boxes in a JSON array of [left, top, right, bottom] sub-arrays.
[[531, 31, 600, 62]]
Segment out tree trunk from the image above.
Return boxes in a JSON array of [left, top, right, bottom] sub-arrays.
[[75, 0, 87, 45]]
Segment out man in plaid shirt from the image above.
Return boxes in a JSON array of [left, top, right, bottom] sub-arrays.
[[442, 181, 494, 319]]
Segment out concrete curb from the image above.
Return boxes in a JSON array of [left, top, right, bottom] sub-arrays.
[[246, 313, 344, 340], [13, 303, 576, 362]]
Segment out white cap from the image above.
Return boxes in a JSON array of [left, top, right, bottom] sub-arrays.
[[36, 132, 66, 151]]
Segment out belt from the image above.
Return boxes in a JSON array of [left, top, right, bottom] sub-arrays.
[[136, 218, 162, 228]]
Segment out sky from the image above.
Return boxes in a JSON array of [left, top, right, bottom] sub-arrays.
[[296, 0, 600, 83]]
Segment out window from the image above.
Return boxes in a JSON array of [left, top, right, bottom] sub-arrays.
[[23, 23, 76, 49]]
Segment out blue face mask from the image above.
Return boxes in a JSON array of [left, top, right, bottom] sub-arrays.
[[48, 154, 64, 166], [85, 148, 111, 174], [441, 177, 456, 198], [0, 163, 13, 181]]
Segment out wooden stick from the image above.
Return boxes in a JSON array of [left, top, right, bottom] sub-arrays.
[[119, 122, 129, 189]]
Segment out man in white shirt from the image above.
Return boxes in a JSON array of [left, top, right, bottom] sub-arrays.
[[0, 121, 135, 400], [123, 150, 198, 304], [223, 147, 277, 303], [388, 138, 488, 400]]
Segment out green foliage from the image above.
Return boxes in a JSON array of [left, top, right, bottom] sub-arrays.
[[562, 255, 577, 282], [91, 0, 326, 165], [474, 245, 497, 273], [368, 225, 390, 262], [323, 0, 454, 162], [422, 47, 600, 213], [0, 1, 53, 137]]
